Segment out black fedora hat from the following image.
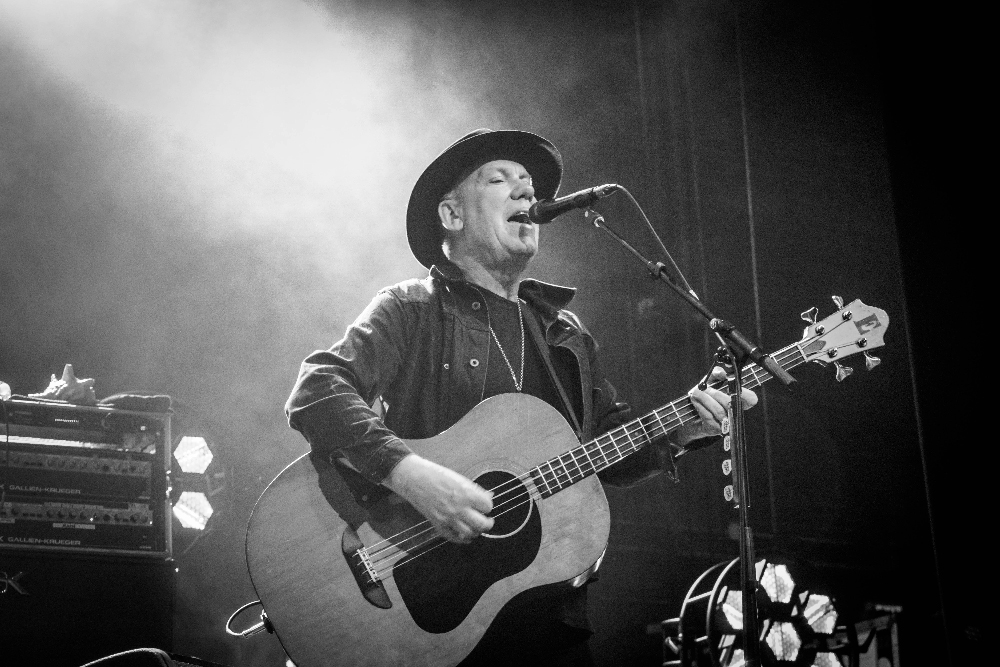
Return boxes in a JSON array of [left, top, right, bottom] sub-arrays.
[[406, 129, 563, 268]]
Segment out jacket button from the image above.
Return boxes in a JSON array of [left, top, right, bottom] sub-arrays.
[[471, 301, 481, 310], [469, 358, 480, 367]]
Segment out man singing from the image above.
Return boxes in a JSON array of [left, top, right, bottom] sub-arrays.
[[285, 129, 756, 666]]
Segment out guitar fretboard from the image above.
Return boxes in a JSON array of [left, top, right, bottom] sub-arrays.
[[528, 340, 808, 498]]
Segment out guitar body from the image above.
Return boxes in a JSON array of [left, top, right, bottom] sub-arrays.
[[246, 393, 611, 667]]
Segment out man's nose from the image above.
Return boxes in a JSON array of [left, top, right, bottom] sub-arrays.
[[512, 181, 535, 201]]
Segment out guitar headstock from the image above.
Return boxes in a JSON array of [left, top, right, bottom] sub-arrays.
[[798, 297, 889, 380]]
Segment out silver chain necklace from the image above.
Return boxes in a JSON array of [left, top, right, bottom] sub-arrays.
[[474, 287, 525, 392]]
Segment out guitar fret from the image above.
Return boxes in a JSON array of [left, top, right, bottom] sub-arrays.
[[542, 461, 559, 494], [622, 424, 638, 452], [590, 435, 611, 472], [520, 322, 851, 499], [576, 445, 597, 477], [551, 458, 570, 490], [560, 452, 582, 483], [606, 430, 626, 464], [597, 437, 612, 468], [651, 410, 667, 438], [639, 412, 657, 443], [610, 431, 627, 463], [530, 468, 551, 497], [554, 460, 569, 489], [670, 401, 684, 426]]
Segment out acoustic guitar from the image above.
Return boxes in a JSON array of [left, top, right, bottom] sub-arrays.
[[245, 298, 888, 666]]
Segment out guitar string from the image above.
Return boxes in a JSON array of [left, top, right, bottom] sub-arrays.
[[365, 404, 702, 575], [372, 394, 739, 577], [370, 356, 820, 580], [363, 329, 849, 576], [362, 341, 811, 572], [367, 389, 714, 573], [363, 341, 806, 571], [370, 322, 879, 577], [365, 346, 812, 577], [363, 391, 716, 567]]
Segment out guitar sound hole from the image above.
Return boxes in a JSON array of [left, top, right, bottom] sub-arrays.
[[477, 470, 532, 539], [393, 468, 542, 634]]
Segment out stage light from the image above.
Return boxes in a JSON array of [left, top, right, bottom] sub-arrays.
[[765, 622, 800, 661], [803, 593, 838, 634], [760, 562, 795, 604], [174, 435, 213, 473], [665, 557, 854, 667], [173, 490, 214, 530], [169, 434, 225, 532]]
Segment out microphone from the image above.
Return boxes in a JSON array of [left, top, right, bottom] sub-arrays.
[[527, 184, 620, 224]]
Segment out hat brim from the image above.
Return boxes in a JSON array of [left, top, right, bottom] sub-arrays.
[[406, 129, 563, 269]]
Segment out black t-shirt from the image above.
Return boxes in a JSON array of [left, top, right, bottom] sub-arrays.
[[478, 288, 581, 430], [462, 288, 594, 662]]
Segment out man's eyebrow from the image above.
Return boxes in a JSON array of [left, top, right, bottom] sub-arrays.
[[507, 165, 533, 179], [479, 164, 531, 181]]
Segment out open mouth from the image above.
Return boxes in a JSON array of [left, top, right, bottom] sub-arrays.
[[508, 212, 531, 224]]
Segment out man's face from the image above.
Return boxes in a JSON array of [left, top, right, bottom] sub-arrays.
[[449, 159, 538, 269]]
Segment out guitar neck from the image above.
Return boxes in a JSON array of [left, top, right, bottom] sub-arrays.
[[528, 341, 808, 498]]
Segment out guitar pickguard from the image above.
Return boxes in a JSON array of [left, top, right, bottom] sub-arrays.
[[393, 470, 541, 633]]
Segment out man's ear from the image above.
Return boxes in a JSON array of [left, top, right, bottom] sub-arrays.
[[438, 198, 464, 232]]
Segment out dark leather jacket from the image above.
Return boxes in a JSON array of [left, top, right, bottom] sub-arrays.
[[285, 263, 673, 486]]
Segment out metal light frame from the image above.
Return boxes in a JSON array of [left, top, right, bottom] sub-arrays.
[[667, 557, 856, 667]]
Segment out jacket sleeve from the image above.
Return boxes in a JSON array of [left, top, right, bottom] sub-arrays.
[[284, 289, 413, 484], [585, 330, 717, 487], [590, 354, 678, 487]]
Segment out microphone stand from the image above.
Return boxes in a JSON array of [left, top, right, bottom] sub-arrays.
[[584, 209, 795, 667]]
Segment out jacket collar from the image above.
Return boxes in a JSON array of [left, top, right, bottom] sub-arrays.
[[429, 262, 576, 316]]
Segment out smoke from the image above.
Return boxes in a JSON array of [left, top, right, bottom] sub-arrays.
[[0, 2, 640, 663]]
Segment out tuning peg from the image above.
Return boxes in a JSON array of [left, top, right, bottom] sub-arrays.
[[864, 352, 881, 371], [722, 459, 732, 475], [832, 295, 844, 309], [800, 306, 819, 324], [834, 361, 854, 382]]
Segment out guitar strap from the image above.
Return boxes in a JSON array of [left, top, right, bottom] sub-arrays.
[[522, 305, 584, 440]]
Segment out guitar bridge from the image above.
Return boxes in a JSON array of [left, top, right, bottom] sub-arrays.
[[342, 526, 392, 609], [356, 546, 380, 584]]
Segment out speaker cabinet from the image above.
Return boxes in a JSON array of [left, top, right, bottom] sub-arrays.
[[0, 550, 174, 666]]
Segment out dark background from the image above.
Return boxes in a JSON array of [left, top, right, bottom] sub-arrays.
[[0, 1, 978, 665]]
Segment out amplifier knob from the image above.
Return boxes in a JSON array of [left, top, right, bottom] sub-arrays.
[[46, 509, 54, 518], [102, 513, 112, 522], [69, 511, 78, 519], [57, 510, 65, 518]]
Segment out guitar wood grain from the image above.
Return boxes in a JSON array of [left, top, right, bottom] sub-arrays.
[[246, 393, 611, 667]]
